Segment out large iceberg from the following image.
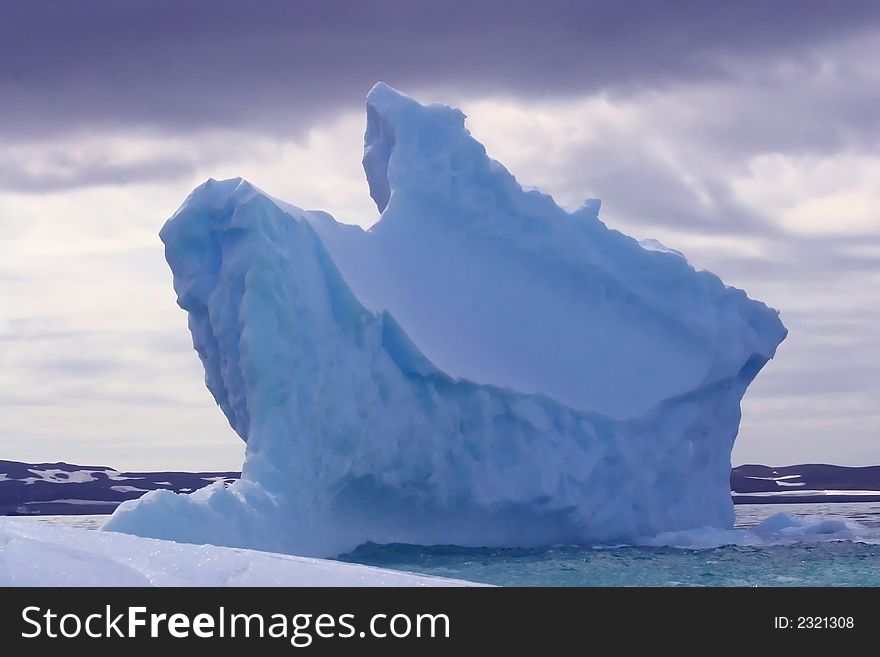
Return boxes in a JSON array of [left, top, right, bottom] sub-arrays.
[[105, 83, 786, 557]]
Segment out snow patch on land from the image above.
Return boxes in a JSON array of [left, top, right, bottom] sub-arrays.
[[745, 474, 803, 481], [24, 469, 100, 484], [110, 485, 151, 493]]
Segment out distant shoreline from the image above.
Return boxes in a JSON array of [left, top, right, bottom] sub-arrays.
[[3, 459, 879, 516]]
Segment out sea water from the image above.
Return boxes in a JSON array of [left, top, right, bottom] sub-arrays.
[[28, 503, 880, 586], [340, 502, 880, 586]]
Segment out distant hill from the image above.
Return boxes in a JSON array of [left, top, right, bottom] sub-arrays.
[[0, 460, 236, 515], [2, 459, 879, 515], [730, 463, 880, 504]]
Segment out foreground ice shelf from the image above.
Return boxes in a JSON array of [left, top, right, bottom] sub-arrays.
[[0, 519, 477, 587], [104, 83, 786, 557]]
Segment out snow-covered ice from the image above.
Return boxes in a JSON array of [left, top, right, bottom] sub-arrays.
[[104, 83, 786, 557], [0, 518, 478, 587]]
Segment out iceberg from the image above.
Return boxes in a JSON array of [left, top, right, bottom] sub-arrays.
[[104, 83, 786, 557]]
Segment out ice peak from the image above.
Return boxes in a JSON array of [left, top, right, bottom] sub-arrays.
[[363, 82, 471, 214], [365, 81, 419, 111], [575, 198, 602, 219]]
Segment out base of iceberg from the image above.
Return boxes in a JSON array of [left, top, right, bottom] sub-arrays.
[[640, 512, 872, 550], [104, 83, 786, 557]]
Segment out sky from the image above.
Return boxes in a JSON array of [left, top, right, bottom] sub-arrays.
[[1, 0, 878, 470]]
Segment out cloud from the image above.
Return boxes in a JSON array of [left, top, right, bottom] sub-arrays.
[[2, 1, 879, 139], [730, 153, 880, 235], [0, 144, 197, 194]]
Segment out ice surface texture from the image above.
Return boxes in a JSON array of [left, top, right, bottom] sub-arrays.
[[105, 84, 786, 557], [0, 519, 476, 586]]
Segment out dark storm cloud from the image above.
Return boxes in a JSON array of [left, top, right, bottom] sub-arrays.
[[2, 0, 880, 138]]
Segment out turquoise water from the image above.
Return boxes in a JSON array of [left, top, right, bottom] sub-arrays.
[[339, 503, 880, 586], [29, 502, 880, 586]]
